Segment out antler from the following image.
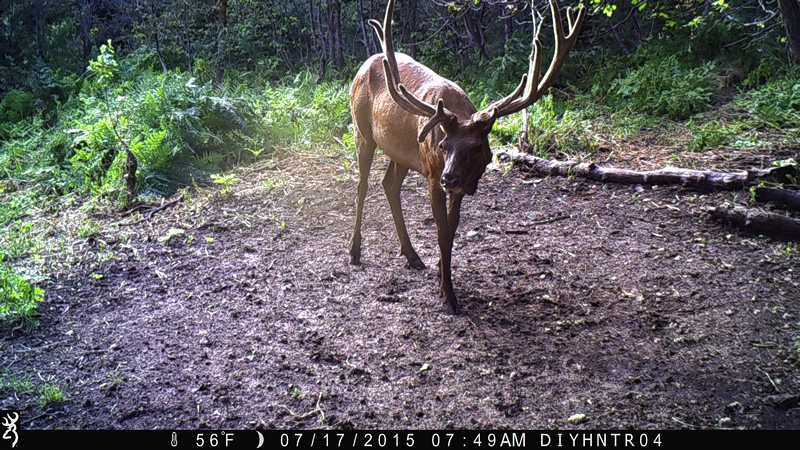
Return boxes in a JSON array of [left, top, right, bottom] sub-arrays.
[[478, 0, 586, 119], [369, 0, 457, 142]]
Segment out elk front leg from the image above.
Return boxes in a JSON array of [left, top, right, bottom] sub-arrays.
[[383, 161, 425, 269], [435, 193, 463, 277], [429, 184, 458, 315], [349, 133, 376, 265], [447, 193, 463, 241]]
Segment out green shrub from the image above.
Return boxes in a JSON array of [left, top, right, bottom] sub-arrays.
[[57, 43, 268, 198], [261, 71, 351, 149], [0, 255, 43, 328], [609, 55, 718, 120], [0, 90, 35, 122], [734, 76, 800, 129], [491, 94, 589, 156]]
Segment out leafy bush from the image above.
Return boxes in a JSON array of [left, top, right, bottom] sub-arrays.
[[53, 42, 269, 199], [686, 119, 747, 152], [492, 94, 589, 156], [0, 255, 43, 328], [609, 55, 718, 120], [260, 71, 351, 149], [0, 90, 35, 123], [734, 76, 800, 129]]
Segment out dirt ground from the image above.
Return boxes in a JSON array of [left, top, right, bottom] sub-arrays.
[[2, 147, 799, 430]]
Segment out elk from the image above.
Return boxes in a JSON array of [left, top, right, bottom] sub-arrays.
[[349, 0, 585, 314]]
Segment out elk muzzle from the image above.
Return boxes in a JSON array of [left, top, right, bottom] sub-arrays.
[[441, 172, 461, 191]]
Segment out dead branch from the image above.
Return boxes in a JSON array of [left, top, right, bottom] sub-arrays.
[[706, 206, 800, 240], [754, 187, 800, 211], [496, 148, 796, 190]]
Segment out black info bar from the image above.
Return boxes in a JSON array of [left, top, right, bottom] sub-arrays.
[[7, 429, 785, 449]]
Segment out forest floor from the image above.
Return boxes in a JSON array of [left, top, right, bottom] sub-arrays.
[[2, 143, 799, 430]]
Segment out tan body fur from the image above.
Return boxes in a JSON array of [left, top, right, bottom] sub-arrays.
[[349, 0, 585, 314]]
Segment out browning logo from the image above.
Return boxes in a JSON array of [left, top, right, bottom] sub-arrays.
[[1, 411, 19, 449]]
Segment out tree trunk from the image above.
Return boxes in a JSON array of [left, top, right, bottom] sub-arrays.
[[503, 14, 513, 43], [149, 0, 168, 73], [402, 0, 418, 59], [778, 0, 800, 63], [291, 1, 309, 62], [215, 0, 228, 88], [463, 6, 489, 60], [313, 0, 328, 80], [32, 2, 44, 59], [78, 0, 94, 62], [358, 0, 372, 57], [518, 109, 531, 152], [609, 18, 631, 56], [125, 149, 139, 203], [181, 0, 194, 72], [631, 12, 642, 46], [327, 0, 345, 71]]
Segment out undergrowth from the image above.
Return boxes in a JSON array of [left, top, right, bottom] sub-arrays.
[[0, 43, 354, 327], [0, 254, 43, 330]]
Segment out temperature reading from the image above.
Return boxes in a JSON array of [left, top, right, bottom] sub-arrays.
[[196, 431, 234, 447]]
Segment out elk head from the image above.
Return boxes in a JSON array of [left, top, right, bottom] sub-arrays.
[[369, 0, 585, 194], [350, 0, 585, 314]]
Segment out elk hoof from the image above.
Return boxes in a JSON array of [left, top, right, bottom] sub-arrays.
[[407, 258, 426, 270], [444, 302, 460, 316], [350, 251, 361, 265]]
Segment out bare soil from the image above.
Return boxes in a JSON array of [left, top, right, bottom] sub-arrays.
[[2, 149, 799, 430]]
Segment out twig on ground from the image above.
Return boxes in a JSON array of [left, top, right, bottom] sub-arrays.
[[275, 393, 325, 422], [119, 193, 184, 227]]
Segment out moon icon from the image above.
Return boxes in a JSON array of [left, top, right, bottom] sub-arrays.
[[256, 431, 264, 449]]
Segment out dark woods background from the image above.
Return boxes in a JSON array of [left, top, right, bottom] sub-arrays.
[[2, 1, 799, 98]]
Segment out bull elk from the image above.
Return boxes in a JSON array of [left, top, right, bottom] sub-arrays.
[[349, 0, 585, 314]]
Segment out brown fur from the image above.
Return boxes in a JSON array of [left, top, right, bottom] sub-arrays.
[[349, 0, 584, 314]]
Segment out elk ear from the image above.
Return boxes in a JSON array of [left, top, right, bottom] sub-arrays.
[[417, 99, 458, 143]]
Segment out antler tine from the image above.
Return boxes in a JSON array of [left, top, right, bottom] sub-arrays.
[[535, 1, 586, 93], [370, 18, 429, 115], [367, 19, 383, 44], [370, 0, 443, 119], [483, 36, 542, 118], [398, 84, 438, 116], [477, 0, 585, 120], [567, 6, 577, 31], [490, 73, 528, 113], [381, 59, 436, 116], [367, 19, 395, 81]]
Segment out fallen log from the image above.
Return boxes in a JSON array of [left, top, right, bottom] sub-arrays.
[[706, 206, 800, 240], [754, 187, 800, 210], [496, 148, 797, 190]]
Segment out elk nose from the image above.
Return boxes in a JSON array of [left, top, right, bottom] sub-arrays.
[[441, 173, 460, 190]]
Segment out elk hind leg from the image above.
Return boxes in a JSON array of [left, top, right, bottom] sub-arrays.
[[349, 133, 376, 265], [383, 161, 425, 269]]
